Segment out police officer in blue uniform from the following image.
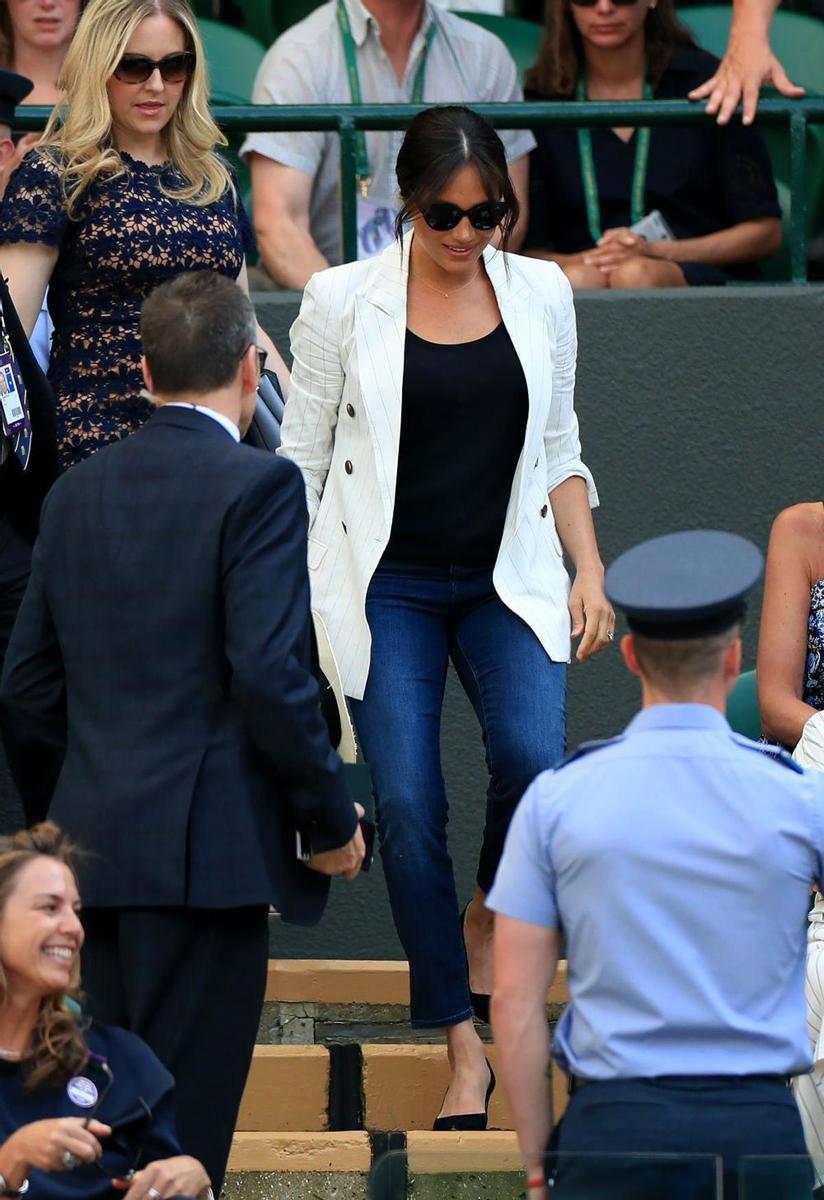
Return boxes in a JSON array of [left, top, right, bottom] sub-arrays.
[[489, 530, 824, 1199]]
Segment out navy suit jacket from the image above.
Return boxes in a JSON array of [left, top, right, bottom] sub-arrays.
[[0, 406, 355, 922]]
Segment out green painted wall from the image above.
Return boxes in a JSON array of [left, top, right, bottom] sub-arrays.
[[256, 284, 824, 958]]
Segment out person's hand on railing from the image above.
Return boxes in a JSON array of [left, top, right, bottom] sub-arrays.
[[688, 20, 804, 126]]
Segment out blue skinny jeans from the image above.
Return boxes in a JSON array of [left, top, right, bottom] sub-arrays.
[[349, 561, 567, 1027]]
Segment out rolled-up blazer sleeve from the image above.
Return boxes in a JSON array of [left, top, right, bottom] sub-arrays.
[[279, 270, 344, 527], [543, 269, 598, 508]]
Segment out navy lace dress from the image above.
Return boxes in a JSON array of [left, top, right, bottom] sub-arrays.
[[804, 579, 824, 709], [0, 150, 252, 470]]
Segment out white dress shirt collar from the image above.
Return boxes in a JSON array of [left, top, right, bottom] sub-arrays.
[[165, 403, 240, 443]]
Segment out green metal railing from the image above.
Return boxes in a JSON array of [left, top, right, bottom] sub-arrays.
[[18, 98, 824, 282]]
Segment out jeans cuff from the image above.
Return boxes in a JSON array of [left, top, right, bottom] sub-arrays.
[[410, 1005, 475, 1030]]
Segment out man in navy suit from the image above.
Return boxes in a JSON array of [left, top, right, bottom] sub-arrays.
[[0, 271, 364, 1193]]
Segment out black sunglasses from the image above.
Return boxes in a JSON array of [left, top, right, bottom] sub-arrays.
[[113, 51, 196, 84], [422, 201, 509, 232], [82, 1053, 152, 1183]]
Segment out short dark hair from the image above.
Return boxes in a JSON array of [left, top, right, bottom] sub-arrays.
[[394, 106, 519, 250], [140, 271, 257, 397], [632, 627, 738, 695]]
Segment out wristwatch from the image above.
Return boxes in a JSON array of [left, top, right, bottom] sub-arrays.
[[0, 1174, 28, 1196]]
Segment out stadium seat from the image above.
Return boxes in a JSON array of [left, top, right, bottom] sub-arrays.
[[238, 0, 277, 47], [726, 669, 762, 740], [198, 17, 265, 104], [679, 7, 824, 89], [453, 11, 542, 83], [271, 0, 324, 37]]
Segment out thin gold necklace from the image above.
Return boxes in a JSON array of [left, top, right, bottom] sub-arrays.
[[415, 265, 482, 300]]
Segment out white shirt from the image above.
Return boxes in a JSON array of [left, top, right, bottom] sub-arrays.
[[241, 0, 535, 265], [165, 403, 240, 443]]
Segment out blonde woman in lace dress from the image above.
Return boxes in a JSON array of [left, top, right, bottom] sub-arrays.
[[0, 0, 286, 470]]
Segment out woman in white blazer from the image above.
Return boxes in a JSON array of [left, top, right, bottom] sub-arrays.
[[281, 106, 613, 1129]]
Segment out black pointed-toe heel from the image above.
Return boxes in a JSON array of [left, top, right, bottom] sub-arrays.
[[461, 902, 491, 1024], [432, 1060, 496, 1132]]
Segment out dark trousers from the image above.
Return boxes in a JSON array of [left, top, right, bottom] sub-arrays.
[[550, 1076, 812, 1200], [81, 905, 269, 1195], [0, 513, 30, 832]]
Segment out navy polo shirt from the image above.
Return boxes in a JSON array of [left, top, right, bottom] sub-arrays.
[[0, 1021, 180, 1198]]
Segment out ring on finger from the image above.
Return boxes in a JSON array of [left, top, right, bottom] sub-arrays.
[[147, 1188, 162, 1200], [61, 1151, 78, 1170]]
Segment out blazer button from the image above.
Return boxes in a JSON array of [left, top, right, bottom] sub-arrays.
[[346, 403, 355, 418], [540, 504, 548, 518], [345, 460, 353, 475]]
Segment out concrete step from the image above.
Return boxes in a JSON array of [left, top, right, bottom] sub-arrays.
[[259, 958, 570, 1045], [223, 1130, 527, 1199], [226, 961, 572, 1197], [236, 1041, 569, 1134]]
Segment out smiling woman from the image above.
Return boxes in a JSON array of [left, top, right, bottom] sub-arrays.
[[0, 823, 212, 1199], [0, 0, 287, 472]]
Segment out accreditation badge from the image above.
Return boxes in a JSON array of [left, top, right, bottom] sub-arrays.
[[356, 196, 397, 261], [0, 349, 28, 439]]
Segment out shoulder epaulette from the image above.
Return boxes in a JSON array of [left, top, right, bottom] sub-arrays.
[[556, 735, 625, 770], [730, 733, 804, 773]]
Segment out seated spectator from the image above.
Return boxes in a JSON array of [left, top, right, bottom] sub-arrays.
[[0, 822, 212, 1199], [241, 0, 535, 289], [522, 0, 782, 290], [758, 502, 824, 749], [0, 0, 80, 104], [758, 501, 824, 1182]]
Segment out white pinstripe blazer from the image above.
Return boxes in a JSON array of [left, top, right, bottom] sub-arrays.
[[280, 234, 599, 700]]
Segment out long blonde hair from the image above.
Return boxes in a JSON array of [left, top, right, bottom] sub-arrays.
[[38, 0, 231, 216], [0, 823, 88, 1092]]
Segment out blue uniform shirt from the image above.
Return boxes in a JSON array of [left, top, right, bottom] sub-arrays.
[[488, 704, 824, 1080]]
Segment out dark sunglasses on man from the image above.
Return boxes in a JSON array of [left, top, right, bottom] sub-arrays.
[[113, 51, 196, 84], [421, 200, 510, 232]]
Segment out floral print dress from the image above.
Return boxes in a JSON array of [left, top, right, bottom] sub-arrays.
[[804, 579, 824, 709], [0, 150, 252, 470]]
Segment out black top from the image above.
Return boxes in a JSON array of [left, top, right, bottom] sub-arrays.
[[524, 45, 781, 281], [384, 322, 529, 567], [0, 1021, 178, 1199]]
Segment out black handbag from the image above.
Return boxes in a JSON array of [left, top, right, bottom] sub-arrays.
[[244, 367, 285, 452]]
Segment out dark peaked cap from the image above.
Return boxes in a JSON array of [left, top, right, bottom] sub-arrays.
[[0, 70, 32, 125], [605, 530, 764, 640]]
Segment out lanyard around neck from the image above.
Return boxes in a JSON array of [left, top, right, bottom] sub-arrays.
[[575, 72, 652, 244], [337, 0, 435, 197]]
